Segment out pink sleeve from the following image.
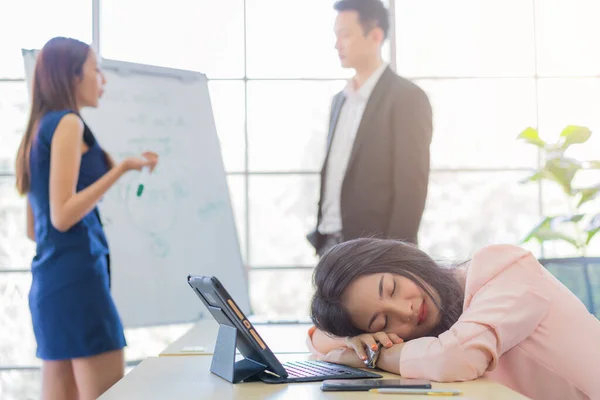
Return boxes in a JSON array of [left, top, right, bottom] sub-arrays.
[[400, 256, 551, 382]]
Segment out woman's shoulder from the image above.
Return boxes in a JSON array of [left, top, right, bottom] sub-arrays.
[[40, 109, 79, 124], [465, 244, 544, 293], [37, 110, 83, 142]]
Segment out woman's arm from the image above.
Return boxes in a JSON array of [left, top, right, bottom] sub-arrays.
[[317, 342, 406, 374], [376, 342, 404, 374], [49, 114, 156, 232], [26, 198, 35, 242], [306, 327, 347, 355], [398, 253, 551, 382]]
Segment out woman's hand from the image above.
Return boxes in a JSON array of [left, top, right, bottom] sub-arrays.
[[318, 347, 366, 369], [345, 332, 404, 361], [120, 151, 159, 172]]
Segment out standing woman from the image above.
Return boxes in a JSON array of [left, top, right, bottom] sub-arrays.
[[15, 37, 158, 400]]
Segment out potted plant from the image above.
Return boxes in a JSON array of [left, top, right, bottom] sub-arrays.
[[517, 125, 600, 317]]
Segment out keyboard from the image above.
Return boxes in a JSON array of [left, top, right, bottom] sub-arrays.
[[260, 360, 382, 383]]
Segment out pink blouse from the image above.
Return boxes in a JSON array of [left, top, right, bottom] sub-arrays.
[[307, 245, 600, 399]]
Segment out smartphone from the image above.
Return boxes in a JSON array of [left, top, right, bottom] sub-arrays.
[[321, 378, 432, 392]]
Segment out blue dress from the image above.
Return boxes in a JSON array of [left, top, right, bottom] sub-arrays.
[[28, 110, 127, 360]]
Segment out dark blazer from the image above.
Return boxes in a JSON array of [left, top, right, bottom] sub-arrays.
[[307, 67, 433, 254]]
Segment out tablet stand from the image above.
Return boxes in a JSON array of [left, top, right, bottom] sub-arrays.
[[210, 324, 268, 383]]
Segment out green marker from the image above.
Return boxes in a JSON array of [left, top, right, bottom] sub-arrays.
[[137, 166, 149, 197]]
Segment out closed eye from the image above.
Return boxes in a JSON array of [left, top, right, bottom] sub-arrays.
[[380, 279, 397, 331], [381, 315, 388, 331]]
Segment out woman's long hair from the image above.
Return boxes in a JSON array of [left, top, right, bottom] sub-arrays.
[[15, 37, 90, 195], [310, 238, 465, 338]]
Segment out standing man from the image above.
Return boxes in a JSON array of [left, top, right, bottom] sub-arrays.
[[307, 0, 433, 257]]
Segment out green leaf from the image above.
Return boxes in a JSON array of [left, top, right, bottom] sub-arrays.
[[575, 186, 600, 208], [585, 213, 600, 245], [586, 161, 600, 169], [519, 170, 546, 184], [528, 228, 580, 248], [521, 216, 581, 249], [521, 217, 552, 244], [544, 158, 582, 195], [559, 125, 592, 149], [550, 214, 585, 227], [517, 127, 546, 148]]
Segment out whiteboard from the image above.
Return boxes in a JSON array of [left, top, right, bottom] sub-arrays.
[[22, 50, 250, 328]]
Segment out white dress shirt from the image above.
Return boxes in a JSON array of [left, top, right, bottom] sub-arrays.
[[318, 63, 388, 235]]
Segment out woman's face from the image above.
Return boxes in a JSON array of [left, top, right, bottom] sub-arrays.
[[75, 50, 106, 108], [341, 272, 441, 340]]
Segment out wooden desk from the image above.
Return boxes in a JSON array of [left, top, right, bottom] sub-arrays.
[[100, 354, 529, 399], [160, 320, 313, 356]]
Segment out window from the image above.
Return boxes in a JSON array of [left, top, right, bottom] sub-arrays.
[[246, 0, 350, 79], [248, 175, 319, 267], [396, 0, 600, 261], [100, 0, 245, 78], [227, 175, 247, 263], [416, 78, 538, 169], [249, 269, 314, 319], [0, 272, 37, 367], [537, 79, 600, 161], [208, 81, 246, 172], [0, 0, 92, 78], [246, 80, 344, 172], [394, 0, 535, 78], [420, 171, 541, 260], [536, 79, 600, 257], [535, 0, 600, 77], [0, 370, 41, 400], [0, 82, 29, 174], [0, 177, 36, 270]]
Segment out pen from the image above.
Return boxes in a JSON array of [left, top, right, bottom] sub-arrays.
[[369, 388, 462, 396], [137, 166, 149, 197]]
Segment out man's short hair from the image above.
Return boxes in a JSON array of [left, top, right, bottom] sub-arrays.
[[334, 0, 390, 39]]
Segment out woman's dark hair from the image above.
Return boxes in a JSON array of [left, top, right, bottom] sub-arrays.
[[310, 238, 465, 338], [15, 37, 107, 195]]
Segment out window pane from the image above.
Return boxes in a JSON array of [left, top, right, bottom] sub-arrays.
[[227, 175, 247, 264], [416, 79, 538, 169], [124, 323, 192, 361], [0, 82, 28, 174], [541, 180, 600, 259], [395, 0, 535, 77], [0, 0, 92, 78], [0, 177, 36, 270], [100, 0, 244, 78], [249, 269, 313, 319], [246, 0, 351, 79], [0, 369, 41, 400], [247, 81, 344, 172], [208, 81, 245, 172], [0, 272, 37, 367], [248, 175, 319, 267], [536, 78, 600, 259], [537, 79, 600, 164], [536, 0, 600, 77], [420, 171, 541, 260]]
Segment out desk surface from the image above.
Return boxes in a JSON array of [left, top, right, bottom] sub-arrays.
[[159, 320, 313, 356], [100, 354, 529, 400]]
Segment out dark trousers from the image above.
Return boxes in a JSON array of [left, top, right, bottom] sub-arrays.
[[317, 232, 344, 258]]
